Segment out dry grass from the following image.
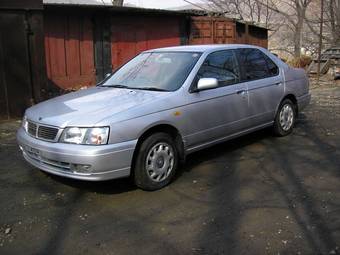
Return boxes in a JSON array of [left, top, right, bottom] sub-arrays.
[[287, 55, 312, 68]]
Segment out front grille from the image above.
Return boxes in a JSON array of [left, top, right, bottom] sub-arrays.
[[28, 122, 37, 136], [38, 126, 59, 140], [27, 121, 59, 142]]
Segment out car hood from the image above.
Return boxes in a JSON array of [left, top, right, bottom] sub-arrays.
[[26, 87, 168, 127]]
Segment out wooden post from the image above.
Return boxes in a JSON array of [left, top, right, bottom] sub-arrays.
[[317, 0, 324, 82]]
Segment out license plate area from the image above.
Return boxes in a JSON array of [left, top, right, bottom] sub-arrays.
[[25, 145, 40, 156]]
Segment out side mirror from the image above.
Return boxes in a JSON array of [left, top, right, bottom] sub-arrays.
[[196, 78, 218, 91]]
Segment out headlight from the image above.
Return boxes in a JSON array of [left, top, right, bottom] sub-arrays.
[[60, 127, 109, 145], [22, 116, 28, 132]]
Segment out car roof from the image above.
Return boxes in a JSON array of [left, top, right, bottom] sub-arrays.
[[145, 44, 264, 53], [144, 44, 288, 69]]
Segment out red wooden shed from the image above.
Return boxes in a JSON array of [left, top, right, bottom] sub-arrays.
[[43, 5, 188, 90], [43, 4, 269, 91]]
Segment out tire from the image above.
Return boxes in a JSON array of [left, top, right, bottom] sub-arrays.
[[133, 132, 178, 191], [273, 98, 296, 137]]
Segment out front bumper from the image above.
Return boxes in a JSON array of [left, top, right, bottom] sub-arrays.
[[17, 127, 137, 181]]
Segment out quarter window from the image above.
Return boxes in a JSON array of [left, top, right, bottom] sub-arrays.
[[197, 50, 240, 87], [264, 54, 279, 76], [238, 48, 278, 81]]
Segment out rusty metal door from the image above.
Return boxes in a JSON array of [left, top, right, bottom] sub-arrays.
[[189, 18, 214, 44], [213, 20, 236, 44], [44, 14, 96, 90], [189, 17, 236, 45]]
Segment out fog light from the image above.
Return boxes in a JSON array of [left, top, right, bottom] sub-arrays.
[[71, 164, 92, 173]]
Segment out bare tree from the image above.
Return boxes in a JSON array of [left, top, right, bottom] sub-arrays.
[[204, 0, 274, 28], [203, 0, 313, 57], [257, 0, 313, 57], [305, 0, 340, 46], [111, 0, 124, 6], [329, 0, 340, 44]]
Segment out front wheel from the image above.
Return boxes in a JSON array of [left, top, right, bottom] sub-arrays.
[[273, 99, 296, 136], [133, 133, 178, 191]]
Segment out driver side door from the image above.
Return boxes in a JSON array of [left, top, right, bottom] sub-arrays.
[[184, 50, 249, 151]]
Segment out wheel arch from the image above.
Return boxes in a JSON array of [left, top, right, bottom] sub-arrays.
[[283, 94, 298, 113], [131, 124, 185, 171], [276, 94, 298, 115]]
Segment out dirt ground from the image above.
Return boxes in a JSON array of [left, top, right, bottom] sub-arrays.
[[0, 77, 340, 255]]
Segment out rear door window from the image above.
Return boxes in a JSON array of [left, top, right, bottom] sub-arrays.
[[237, 48, 278, 81]]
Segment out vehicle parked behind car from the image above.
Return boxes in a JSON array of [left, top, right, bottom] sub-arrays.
[[335, 67, 340, 80], [17, 44, 311, 190]]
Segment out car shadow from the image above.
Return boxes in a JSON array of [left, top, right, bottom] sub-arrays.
[[175, 127, 273, 178], [47, 174, 137, 194]]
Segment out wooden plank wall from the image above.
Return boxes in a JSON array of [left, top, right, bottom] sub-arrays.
[[111, 15, 182, 69], [44, 13, 96, 90]]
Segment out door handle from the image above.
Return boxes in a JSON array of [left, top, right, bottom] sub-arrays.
[[236, 90, 246, 95], [274, 82, 282, 86]]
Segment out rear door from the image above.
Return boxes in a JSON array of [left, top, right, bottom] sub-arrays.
[[185, 50, 249, 149], [236, 48, 283, 126]]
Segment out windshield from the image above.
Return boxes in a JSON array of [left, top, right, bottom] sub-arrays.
[[102, 52, 202, 91]]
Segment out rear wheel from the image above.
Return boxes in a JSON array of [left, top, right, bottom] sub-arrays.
[[134, 132, 178, 191], [273, 99, 296, 136]]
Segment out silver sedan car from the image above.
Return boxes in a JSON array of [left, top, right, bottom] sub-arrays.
[[17, 45, 311, 190]]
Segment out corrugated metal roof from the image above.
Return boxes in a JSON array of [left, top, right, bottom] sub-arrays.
[[43, 2, 201, 16], [43, 0, 115, 5], [43, 1, 268, 30]]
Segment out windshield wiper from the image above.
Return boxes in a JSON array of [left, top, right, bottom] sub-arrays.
[[101, 84, 169, 92], [131, 87, 169, 92], [100, 84, 131, 89]]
